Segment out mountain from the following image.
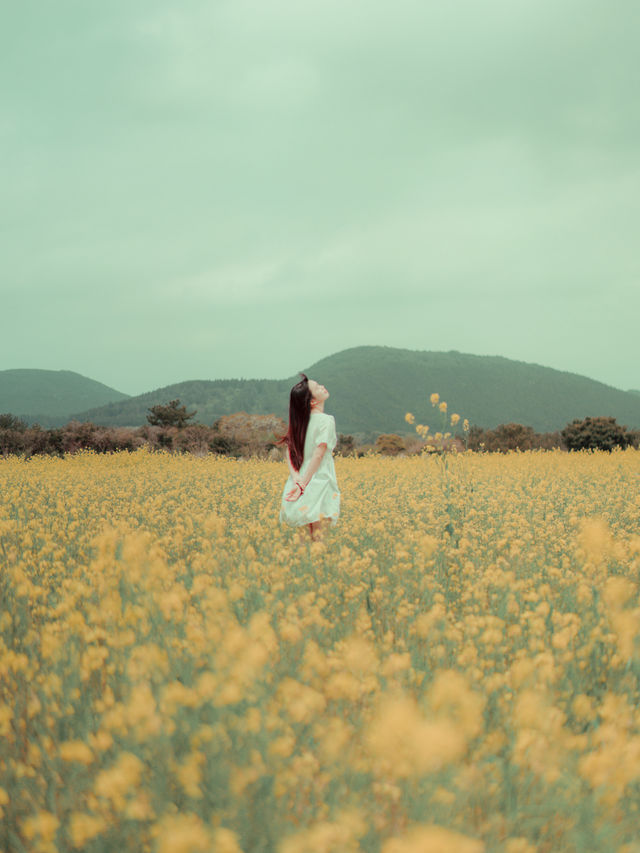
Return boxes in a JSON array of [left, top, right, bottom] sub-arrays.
[[69, 378, 293, 431], [0, 369, 129, 425], [66, 347, 640, 438]]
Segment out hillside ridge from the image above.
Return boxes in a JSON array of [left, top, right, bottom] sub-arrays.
[[54, 347, 640, 436], [0, 368, 129, 422]]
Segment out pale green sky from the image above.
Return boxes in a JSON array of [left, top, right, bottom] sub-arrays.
[[2, 0, 639, 395]]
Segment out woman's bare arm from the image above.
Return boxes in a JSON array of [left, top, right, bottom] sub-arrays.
[[300, 443, 327, 487]]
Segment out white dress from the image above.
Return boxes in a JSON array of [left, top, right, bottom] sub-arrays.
[[279, 411, 341, 528]]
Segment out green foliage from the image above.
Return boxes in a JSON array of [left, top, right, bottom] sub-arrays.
[[146, 399, 196, 428], [561, 416, 638, 451]]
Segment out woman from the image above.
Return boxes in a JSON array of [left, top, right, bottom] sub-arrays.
[[278, 373, 340, 540]]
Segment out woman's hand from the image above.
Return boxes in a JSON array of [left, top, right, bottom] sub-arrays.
[[285, 481, 305, 502]]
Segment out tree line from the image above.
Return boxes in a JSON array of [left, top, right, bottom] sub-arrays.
[[0, 401, 638, 459], [376, 418, 639, 454]]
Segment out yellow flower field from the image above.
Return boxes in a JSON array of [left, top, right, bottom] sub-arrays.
[[2, 447, 640, 852]]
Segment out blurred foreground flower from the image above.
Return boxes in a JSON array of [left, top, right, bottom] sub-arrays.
[[381, 823, 484, 853]]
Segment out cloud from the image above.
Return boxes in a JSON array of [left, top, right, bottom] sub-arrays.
[[166, 258, 285, 305]]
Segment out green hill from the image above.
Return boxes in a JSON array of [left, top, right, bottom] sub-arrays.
[[68, 347, 640, 438], [0, 369, 129, 425], [70, 378, 293, 431]]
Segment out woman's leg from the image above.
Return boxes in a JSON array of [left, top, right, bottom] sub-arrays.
[[309, 518, 331, 541]]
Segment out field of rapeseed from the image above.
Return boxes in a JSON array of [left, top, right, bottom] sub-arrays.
[[2, 447, 640, 853]]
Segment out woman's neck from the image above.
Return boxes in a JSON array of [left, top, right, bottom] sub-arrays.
[[311, 401, 325, 414]]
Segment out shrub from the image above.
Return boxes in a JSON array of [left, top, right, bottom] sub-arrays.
[[157, 430, 175, 450], [375, 434, 406, 455], [91, 428, 139, 453], [468, 424, 563, 453], [209, 434, 242, 457], [0, 414, 27, 431], [61, 421, 98, 454], [485, 423, 536, 452], [175, 424, 216, 456], [213, 413, 287, 458], [336, 434, 356, 456], [0, 428, 26, 456], [31, 426, 64, 457], [561, 416, 637, 452], [146, 399, 197, 428]]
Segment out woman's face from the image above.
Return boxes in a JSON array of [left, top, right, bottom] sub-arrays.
[[309, 379, 329, 403]]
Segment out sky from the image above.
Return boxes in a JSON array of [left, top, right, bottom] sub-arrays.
[[2, 0, 639, 396]]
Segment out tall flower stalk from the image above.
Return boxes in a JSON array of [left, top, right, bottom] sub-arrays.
[[405, 393, 471, 540], [405, 392, 470, 455]]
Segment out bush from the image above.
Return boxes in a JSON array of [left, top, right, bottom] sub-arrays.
[[213, 413, 287, 458], [91, 428, 139, 453], [209, 434, 242, 457], [0, 428, 27, 456], [157, 430, 175, 450], [175, 424, 216, 456], [61, 421, 98, 454], [467, 424, 563, 453], [375, 434, 406, 456], [0, 414, 27, 431], [561, 416, 637, 452], [31, 426, 64, 457], [146, 399, 197, 428], [485, 423, 536, 452], [336, 434, 355, 456]]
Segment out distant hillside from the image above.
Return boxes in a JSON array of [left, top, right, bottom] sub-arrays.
[[70, 378, 293, 431], [69, 347, 640, 438], [629, 389, 640, 397], [0, 369, 129, 425]]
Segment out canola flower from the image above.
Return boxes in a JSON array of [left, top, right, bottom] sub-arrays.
[[1, 446, 640, 851], [406, 392, 468, 453]]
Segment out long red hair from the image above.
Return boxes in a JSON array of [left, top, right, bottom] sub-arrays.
[[277, 373, 312, 471]]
